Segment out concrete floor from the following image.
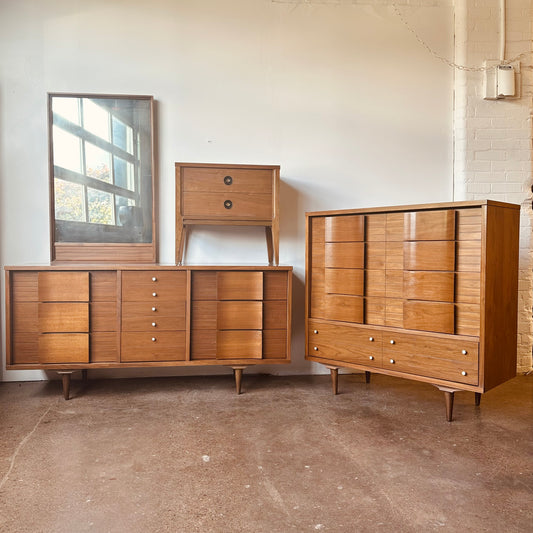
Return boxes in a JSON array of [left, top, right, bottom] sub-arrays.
[[0, 373, 532, 533]]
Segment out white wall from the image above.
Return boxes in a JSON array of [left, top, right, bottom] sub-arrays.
[[0, 0, 454, 381]]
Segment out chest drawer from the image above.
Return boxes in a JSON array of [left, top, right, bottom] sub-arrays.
[[182, 192, 272, 220], [122, 271, 186, 301], [383, 332, 479, 385]]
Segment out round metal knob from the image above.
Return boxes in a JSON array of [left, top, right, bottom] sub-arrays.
[[224, 176, 233, 185], [152, 277, 157, 282], [313, 330, 318, 334], [151, 337, 156, 342], [390, 340, 395, 345], [224, 200, 233, 209], [461, 371, 467, 376], [152, 307, 156, 312], [313, 346, 318, 351], [369, 355, 374, 361], [390, 359, 395, 364], [152, 292, 157, 297], [369, 337, 374, 342], [152, 322, 156, 327], [462, 350, 467, 355]]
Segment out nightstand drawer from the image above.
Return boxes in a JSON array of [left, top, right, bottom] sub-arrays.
[[182, 167, 273, 193], [183, 192, 272, 220]]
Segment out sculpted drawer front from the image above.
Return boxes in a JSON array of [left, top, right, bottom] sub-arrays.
[[122, 301, 186, 331], [325, 268, 364, 296], [325, 242, 365, 269], [217, 271, 263, 300], [122, 271, 186, 301], [403, 241, 455, 272], [216, 330, 262, 359], [403, 300, 455, 334], [325, 215, 364, 242], [308, 322, 382, 366], [383, 332, 479, 385], [38, 272, 89, 302], [404, 210, 455, 241], [121, 332, 186, 362], [217, 301, 263, 330], [182, 167, 273, 194], [183, 192, 272, 220], [325, 294, 364, 323], [38, 333, 89, 364], [39, 303, 89, 333]]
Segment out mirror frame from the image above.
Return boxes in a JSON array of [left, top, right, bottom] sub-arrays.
[[48, 93, 157, 263]]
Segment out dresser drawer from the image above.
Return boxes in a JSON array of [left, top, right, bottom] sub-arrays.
[[403, 300, 455, 334], [403, 271, 455, 302], [325, 268, 364, 296], [325, 294, 364, 323], [217, 271, 263, 300], [39, 303, 89, 333], [182, 167, 273, 194], [38, 333, 89, 363], [325, 215, 364, 242], [122, 271, 186, 301], [122, 301, 186, 331], [404, 210, 455, 241], [403, 241, 455, 271], [325, 242, 365, 269], [38, 272, 89, 302], [308, 322, 382, 367], [217, 301, 263, 330], [383, 332, 479, 385], [216, 330, 262, 359], [121, 332, 186, 362], [183, 192, 272, 220]]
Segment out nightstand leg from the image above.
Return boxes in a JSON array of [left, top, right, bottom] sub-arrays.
[[265, 226, 274, 265], [232, 366, 246, 395], [57, 371, 73, 400], [177, 224, 187, 265], [272, 221, 279, 266], [475, 392, 481, 406]]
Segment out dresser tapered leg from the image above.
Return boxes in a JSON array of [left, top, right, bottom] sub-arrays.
[[325, 366, 339, 395], [475, 392, 481, 406], [82, 369, 88, 382], [444, 391, 454, 422], [365, 371, 371, 384], [232, 366, 246, 395], [265, 226, 274, 266], [57, 372, 73, 400]]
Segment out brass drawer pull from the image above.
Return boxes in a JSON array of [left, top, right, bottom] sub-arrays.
[[224, 176, 233, 185], [224, 200, 233, 209]]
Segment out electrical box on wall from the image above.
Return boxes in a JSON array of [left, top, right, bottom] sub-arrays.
[[484, 60, 520, 100]]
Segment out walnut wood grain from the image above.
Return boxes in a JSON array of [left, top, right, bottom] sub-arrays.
[[325, 268, 364, 296], [325, 242, 364, 269], [403, 271, 455, 302], [403, 241, 455, 272], [325, 215, 364, 242], [403, 300, 455, 334], [38, 272, 89, 302], [39, 303, 89, 333], [216, 330, 262, 359], [217, 271, 263, 300], [39, 333, 89, 364], [404, 209, 455, 241]]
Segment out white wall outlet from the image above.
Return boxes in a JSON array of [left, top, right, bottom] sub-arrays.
[[483, 59, 521, 100]]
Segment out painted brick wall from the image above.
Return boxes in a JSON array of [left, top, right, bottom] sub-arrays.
[[454, 0, 533, 372]]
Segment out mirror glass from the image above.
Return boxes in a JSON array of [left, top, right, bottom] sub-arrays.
[[48, 94, 156, 262]]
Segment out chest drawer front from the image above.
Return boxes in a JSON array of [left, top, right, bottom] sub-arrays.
[[403, 241, 455, 271], [404, 210, 455, 241], [182, 167, 273, 194], [121, 331, 186, 362], [325, 294, 364, 323], [216, 330, 262, 359], [403, 301, 455, 334], [217, 271, 263, 300], [325, 242, 365, 269], [308, 322, 382, 366], [383, 332, 479, 385], [325, 215, 364, 242], [122, 271, 186, 301], [38, 272, 89, 302], [183, 192, 272, 220], [38, 333, 89, 364], [39, 303, 89, 333], [403, 271, 455, 302], [325, 268, 364, 296], [217, 301, 263, 330], [122, 301, 186, 331]]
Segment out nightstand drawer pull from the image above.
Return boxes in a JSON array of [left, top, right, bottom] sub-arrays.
[[224, 176, 233, 185], [224, 200, 233, 209]]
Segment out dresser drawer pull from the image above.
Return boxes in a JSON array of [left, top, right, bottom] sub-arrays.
[[462, 350, 467, 355], [390, 359, 395, 364], [313, 346, 318, 351], [369, 355, 374, 361], [151, 337, 156, 342], [152, 292, 157, 297], [152, 277, 157, 282], [152, 307, 157, 312], [313, 330, 318, 334], [369, 337, 374, 342], [224, 200, 233, 209], [390, 339, 395, 345], [224, 176, 233, 185], [461, 371, 467, 376], [152, 322, 156, 327]]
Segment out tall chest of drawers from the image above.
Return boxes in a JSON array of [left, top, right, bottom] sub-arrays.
[[306, 200, 520, 420]]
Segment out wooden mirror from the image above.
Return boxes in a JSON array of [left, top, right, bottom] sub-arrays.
[[48, 93, 156, 262]]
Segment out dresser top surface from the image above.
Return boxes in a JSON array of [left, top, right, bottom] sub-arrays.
[[4, 264, 293, 272]]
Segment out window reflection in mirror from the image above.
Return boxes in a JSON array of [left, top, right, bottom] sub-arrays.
[[49, 94, 155, 260]]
